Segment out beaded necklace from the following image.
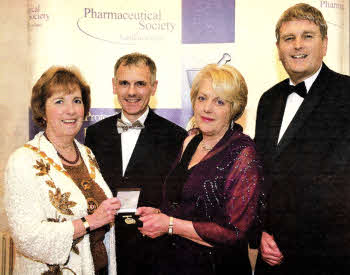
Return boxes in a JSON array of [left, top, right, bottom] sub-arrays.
[[43, 132, 80, 165]]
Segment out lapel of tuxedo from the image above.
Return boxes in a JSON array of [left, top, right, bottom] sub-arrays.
[[275, 65, 329, 158], [267, 80, 290, 155], [124, 109, 157, 175], [110, 113, 123, 182]]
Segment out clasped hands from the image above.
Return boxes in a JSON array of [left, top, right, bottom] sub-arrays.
[[136, 207, 170, 238], [260, 231, 284, 266]]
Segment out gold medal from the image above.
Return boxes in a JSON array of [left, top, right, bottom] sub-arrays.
[[124, 217, 136, 224]]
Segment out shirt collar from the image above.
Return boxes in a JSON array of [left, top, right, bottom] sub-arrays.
[[121, 107, 149, 125], [289, 64, 322, 93]]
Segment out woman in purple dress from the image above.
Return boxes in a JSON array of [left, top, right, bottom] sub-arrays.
[[137, 64, 264, 275]]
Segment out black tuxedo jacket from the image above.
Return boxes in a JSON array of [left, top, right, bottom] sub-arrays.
[[85, 109, 187, 204], [255, 64, 350, 274], [85, 109, 187, 275]]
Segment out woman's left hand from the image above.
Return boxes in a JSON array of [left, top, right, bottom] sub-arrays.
[[138, 213, 169, 239]]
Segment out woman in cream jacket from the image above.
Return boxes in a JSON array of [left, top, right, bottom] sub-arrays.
[[5, 66, 120, 274]]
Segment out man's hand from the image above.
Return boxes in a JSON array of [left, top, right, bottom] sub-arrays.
[[260, 232, 284, 266]]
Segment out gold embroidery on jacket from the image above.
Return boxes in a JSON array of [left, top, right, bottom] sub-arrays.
[[34, 159, 50, 176], [46, 180, 56, 189], [49, 188, 77, 216], [23, 142, 98, 275], [25, 143, 97, 216], [31, 157, 77, 216], [42, 264, 60, 275], [42, 265, 77, 275], [88, 152, 100, 172]]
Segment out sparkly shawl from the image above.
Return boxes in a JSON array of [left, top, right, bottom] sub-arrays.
[[163, 123, 264, 247]]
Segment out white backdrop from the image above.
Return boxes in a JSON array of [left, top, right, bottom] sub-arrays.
[[1, 0, 348, 234], [27, 0, 347, 138]]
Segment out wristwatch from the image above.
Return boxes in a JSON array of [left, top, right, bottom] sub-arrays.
[[168, 216, 174, 235], [81, 217, 91, 233]]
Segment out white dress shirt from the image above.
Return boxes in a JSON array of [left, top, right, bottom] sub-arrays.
[[278, 65, 322, 144], [120, 108, 149, 175]]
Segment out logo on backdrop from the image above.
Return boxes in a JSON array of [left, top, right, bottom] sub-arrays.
[[28, 4, 50, 28], [320, 0, 344, 9], [77, 8, 177, 44], [319, 0, 344, 29]]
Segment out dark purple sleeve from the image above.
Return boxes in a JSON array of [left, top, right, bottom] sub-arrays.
[[193, 146, 264, 246]]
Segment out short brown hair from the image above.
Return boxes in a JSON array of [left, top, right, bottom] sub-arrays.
[[114, 52, 157, 85], [276, 3, 328, 42], [31, 66, 91, 128], [190, 64, 248, 122]]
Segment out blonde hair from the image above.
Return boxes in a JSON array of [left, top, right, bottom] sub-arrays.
[[276, 3, 328, 42], [188, 64, 247, 129]]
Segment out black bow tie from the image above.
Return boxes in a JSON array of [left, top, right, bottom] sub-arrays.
[[116, 118, 145, 134], [288, 81, 307, 98]]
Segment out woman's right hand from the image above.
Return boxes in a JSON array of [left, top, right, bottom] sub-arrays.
[[87, 197, 121, 230], [136, 207, 160, 217]]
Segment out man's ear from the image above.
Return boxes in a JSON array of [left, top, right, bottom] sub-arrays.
[[276, 41, 282, 61], [151, 80, 158, 96], [322, 36, 328, 57], [112, 77, 117, 95]]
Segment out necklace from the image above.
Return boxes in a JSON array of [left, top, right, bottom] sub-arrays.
[[43, 132, 80, 165], [201, 136, 223, 152], [201, 140, 217, 152], [201, 142, 213, 151]]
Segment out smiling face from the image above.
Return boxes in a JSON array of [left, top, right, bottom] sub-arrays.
[[113, 63, 157, 122], [277, 19, 328, 84], [44, 85, 84, 140], [194, 78, 231, 138]]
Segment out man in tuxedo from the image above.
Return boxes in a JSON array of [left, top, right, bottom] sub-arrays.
[[85, 52, 187, 275], [254, 3, 350, 275]]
